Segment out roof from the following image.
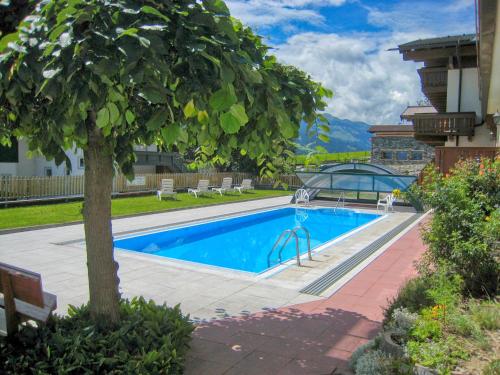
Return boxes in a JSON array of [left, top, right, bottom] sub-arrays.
[[368, 125, 415, 134], [400, 106, 437, 119], [398, 34, 476, 51]]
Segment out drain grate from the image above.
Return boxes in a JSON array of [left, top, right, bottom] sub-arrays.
[[300, 213, 422, 296]]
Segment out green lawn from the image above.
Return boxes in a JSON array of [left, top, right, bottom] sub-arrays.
[[0, 190, 290, 230], [295, 151, 370, 165]]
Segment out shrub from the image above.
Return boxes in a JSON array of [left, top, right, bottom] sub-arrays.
[[349, 339, 377, 370], [388, 307, 418, 336], [447, 311, 482, 338], [471, 299, 500, 330], [354, 350, 388, 375], [410, 308, 443, 341], [383, 276, 434, 324], [418, 158, 500, 296], [0, 298, 194, 374], [407, 336, 468, 373], [483, 359, 500, 375]]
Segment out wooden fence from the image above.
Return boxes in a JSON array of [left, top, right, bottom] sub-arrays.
[[0, 172, 302, 201]]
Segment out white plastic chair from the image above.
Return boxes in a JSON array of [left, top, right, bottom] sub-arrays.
[[212, 177, 233, 196], [377, 193, 395, 213], [157, 179, 177, 200], [234, 179, 253, 194], [294, 189, 310, 206], [188, 180, 210, 198]]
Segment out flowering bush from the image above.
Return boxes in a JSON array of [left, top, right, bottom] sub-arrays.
[[418, 158, 500, 296]]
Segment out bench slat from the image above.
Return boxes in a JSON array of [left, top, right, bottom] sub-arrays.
[[0, 292, 56, 323], [0, 263, 44, 308]]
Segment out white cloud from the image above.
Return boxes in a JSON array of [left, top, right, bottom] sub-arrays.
[[274, 32, 424, 124], [225, 0, 345, 28], [224, 0, 476, 124], [365, 1, 474, 35]]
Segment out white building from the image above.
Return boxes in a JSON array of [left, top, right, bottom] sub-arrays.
[[397, 1, 500, 173], [0, 140, 185, 177]]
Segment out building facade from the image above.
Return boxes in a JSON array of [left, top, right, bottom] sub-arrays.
[[0, 139, 185, 177], [397, 2, 500, 173], [369, 125, 434, 175]]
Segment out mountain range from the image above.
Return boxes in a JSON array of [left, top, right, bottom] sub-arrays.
[[296, 114, 371, 153]]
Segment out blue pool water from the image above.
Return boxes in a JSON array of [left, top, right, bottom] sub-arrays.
[[114, 207, 380, 273]]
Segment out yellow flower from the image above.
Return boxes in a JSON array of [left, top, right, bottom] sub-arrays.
[[485, 216, 491, 222]]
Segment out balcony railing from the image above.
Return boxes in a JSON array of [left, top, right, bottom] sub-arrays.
[[413, 112, 476, 136], [418, 67, 448, 90]]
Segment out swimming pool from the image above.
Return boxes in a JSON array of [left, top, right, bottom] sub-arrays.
[[114, 207, 381, 273]]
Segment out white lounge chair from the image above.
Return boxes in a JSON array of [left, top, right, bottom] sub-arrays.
[[212, 177, 232, 196], [188, 179, 210, 198], [377, 193, 395, 213], [234, 179, 253, 194], [157, 179, 177, 200], [294, 188, 310, 206]]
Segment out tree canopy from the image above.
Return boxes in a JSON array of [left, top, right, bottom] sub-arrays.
[[0, 0, 332, 322], [0, 0, 331, 177]]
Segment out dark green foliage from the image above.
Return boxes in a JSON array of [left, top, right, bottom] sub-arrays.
[[0, 0, 36, 36], [0, 298, 194, 374], [0, 136, 18, 162], [383, 276, 434, 325], [418, 159, 500, 296]]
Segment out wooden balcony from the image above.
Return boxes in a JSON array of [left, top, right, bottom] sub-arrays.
[[418, 67, 447, 91], [135, 151, 185, 172], [417, 67, 448, 112], [413, 112, 476, 145]]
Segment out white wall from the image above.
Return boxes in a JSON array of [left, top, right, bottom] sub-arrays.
[[0, 163, 18, 176], [0, 139, 85, 177], [1, 141, 160, 176], [444, 123, 496, 147], [445, 67, 496, 147], [446, 68, 482, 120]]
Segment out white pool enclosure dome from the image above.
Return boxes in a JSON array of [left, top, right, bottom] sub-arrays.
[[295, 163, 417, 198]]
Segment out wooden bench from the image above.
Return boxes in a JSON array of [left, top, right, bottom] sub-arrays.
[[0, 262, 57, 336]]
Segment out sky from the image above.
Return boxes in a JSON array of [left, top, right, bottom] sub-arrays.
[[224, 0, 476, 124]]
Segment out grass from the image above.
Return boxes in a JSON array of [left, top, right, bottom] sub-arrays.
[[0, 190, 290, 230], [294, 151, 370, 165]]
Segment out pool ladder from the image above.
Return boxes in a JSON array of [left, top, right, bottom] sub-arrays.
[[334, 191, 346, 212], [267, 226, 312, 267]]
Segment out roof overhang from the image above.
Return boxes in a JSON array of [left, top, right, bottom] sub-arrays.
[[478, 0, 498, 118]]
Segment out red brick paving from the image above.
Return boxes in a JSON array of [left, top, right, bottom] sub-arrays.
[[186, 218, 428, 374]]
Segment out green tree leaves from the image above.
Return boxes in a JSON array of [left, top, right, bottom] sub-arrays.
[[0, 0, 331, 178], [183, 99, 197, 118], [209, 84, 237, 111]]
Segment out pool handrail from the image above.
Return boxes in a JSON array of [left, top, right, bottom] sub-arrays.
[[268, 226, 312, 267]]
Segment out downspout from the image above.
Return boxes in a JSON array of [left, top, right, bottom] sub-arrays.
[[456, 40, 463, 146]]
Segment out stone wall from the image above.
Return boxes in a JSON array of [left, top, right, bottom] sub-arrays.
[[371, 136, 434, 174]]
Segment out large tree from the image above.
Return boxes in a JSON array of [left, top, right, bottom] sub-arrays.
[[0, 0, 331, 323]]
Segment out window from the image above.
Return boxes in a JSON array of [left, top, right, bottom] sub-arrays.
[[396, 151, 408, 161], [410, 151, 424, 161], [381, 151, 393, 160], [45, 167, 53, 177], [78, 157, 84, 169]]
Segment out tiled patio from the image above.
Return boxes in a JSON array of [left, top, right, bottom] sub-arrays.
[[186, 216, 428, 374], [0, 196, 427, 373]]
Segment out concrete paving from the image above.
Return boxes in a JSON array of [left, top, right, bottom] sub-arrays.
[[0, 196, 414, 324]]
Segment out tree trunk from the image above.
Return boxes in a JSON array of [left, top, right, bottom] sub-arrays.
[[83, 115, 121, 323]]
